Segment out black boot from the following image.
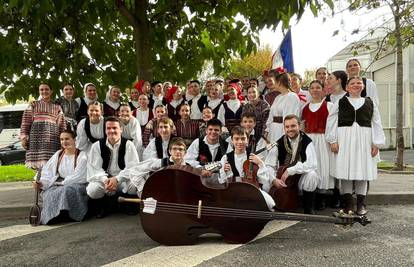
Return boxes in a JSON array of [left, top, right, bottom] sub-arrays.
[[330, 188, 341, 208], [315, 193, 326, 211], [95, 197, 108, 219], [356, 195, 367, 216], [342, 194, 354, 214], [303, 191, 315, 214]]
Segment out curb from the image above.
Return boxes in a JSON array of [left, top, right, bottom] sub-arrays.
[[378, 169, 414, 175]]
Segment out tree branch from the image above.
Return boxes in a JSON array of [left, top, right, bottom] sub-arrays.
[[361, 32, 392, 74], [115, 0, 140, 28]]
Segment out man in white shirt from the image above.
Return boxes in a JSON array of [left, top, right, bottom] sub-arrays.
[[264, 114, 320, 214], [86, 116, 140, 218], [185, 119, 228, 177], [142, 117, 173, 161], [188, 80, 208, 120]]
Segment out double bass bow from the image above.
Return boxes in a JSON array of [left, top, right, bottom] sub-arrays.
[[119, 166, 370, 245]]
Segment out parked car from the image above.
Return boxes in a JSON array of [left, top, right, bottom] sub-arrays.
[[0, 141, 26, 165]]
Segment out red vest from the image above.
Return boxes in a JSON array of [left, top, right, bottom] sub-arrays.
[[302, 101, 328, 134]]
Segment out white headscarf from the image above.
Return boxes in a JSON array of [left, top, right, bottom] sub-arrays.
[[104, 85, 121, 110], [83, 83, 98, 102]]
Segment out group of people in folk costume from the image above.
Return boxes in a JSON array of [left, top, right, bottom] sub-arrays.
[[21, 58, 385, 224]]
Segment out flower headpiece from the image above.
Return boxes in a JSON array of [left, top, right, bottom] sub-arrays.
[[134, 79, 145, 94]]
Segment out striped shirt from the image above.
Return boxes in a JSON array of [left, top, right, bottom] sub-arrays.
[[174, 119, 200, 146]]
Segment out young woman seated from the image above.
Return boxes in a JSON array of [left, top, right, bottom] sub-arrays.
[[34, 130, 88, 224]]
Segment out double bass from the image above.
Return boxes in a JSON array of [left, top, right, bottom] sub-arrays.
[[119, 166, 369, 245], [268, 134, 305, 212]]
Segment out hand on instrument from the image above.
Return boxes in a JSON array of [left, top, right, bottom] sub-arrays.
[[280, 169, 289, 183], [272, 178, 287, 189], [249, 154, 262, 167], [201, 170, 213, 177], [32, 181, 42, 190], [223, 163, 231, 172], [371, 145, 379, 157], [330, 143, 339, 153]]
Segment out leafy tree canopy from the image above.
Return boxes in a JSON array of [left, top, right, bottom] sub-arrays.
[[0, 0, 333, 102], [228, 46, 273, 78]]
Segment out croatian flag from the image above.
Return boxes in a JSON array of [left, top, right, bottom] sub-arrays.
[[271, 30, 294, 72]]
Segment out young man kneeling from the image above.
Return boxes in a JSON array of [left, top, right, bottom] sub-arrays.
[[220, 126, 275, 211]]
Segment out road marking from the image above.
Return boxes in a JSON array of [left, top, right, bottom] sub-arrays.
[[105, 220, 298, 267], [0, 223, 75, 242]]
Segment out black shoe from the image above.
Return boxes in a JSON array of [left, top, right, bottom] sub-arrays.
[[303, 191, 315, 214], [330, 188, 341, 208], [356, 195, 367, 216], [315, 193, 326, 211], [342, 194, 354, 214], [95, 197, 108, 219]]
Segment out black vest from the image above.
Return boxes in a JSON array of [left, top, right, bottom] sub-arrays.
[[223, 102, 243, 120], [99, 138, 128, 174], [338, 97, 373, 128], [226, 151, 242, 177], [77, 98, 88, 122], [197, 138, 228, 165], [247, 132, 261, 155], [84, 118, 105, 143], [155, 137, 171, 159], [205, 100, 223, 118], [189, 95, 208, 113], [277, 132, 312, 166]]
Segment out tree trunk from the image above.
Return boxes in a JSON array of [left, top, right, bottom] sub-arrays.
[[133, 0, 153, 81], [115, 0, 153, 81], [394, 1, 404, 170]]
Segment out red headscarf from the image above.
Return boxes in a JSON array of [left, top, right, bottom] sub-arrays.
[[274, 66, 286, 74], [165, 86, 180, 103], [134, 79, 145, 94], [226, 83, 245, 102]]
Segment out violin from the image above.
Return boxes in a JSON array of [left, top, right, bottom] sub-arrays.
[[242, 141, 277, 187], [119, 166, 370, 245]]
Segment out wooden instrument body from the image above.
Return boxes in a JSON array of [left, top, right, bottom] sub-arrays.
[[268, 165, 301, 212], [29, 174, 42, 226], [140, 166, 270, 245], [241, 160, 260, 188]]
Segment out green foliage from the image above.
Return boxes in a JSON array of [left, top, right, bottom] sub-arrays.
[[228, 46, 273, 78], [0, 0, 331, 102], [0, 164, 35, 182]]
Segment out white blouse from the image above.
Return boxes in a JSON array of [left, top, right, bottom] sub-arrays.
[[121, 117, 142, 151], [40, 150, 87, 189], [136, 108, 150, 126]]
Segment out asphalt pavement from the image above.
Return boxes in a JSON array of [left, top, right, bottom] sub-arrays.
[[1, 153, 414, 266], [1, 205, 413, 266]]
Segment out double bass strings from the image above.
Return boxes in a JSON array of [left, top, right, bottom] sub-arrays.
[[151, 201, 340, 224]]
